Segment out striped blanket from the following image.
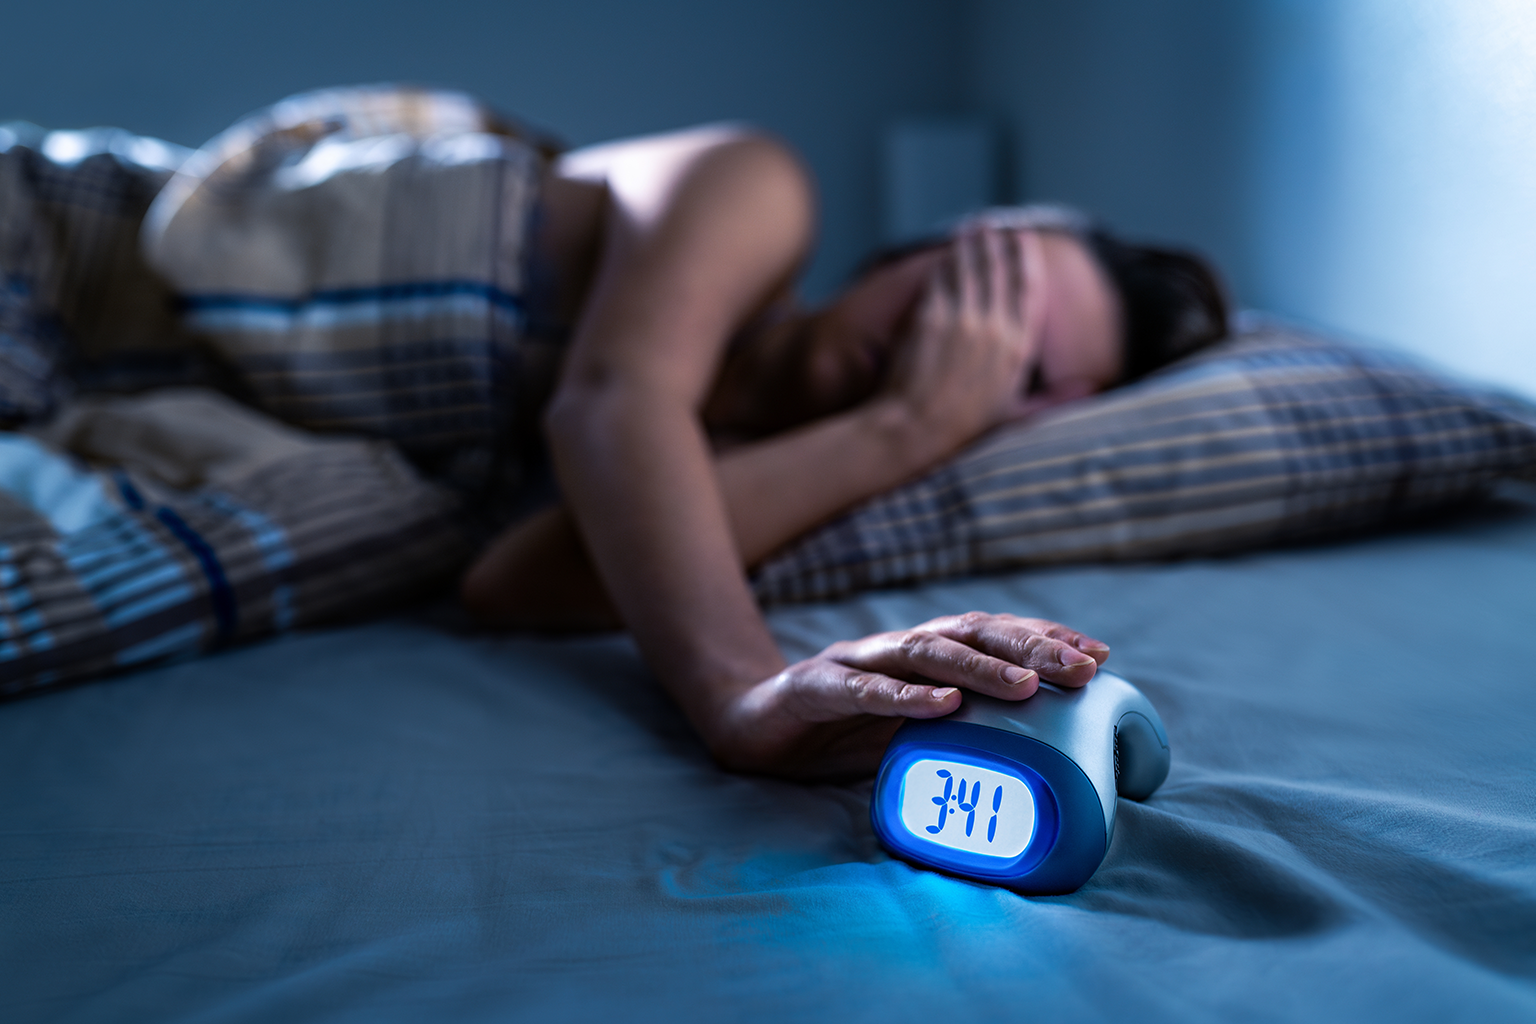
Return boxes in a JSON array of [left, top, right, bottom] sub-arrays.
[[0, 121, 203, 417], [0, 87, 552, 694], [142, 85, 560, 496], [1, 390, 467, 693]]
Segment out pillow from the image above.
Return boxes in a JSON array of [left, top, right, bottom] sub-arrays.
[[750, 322, 1536, 605]]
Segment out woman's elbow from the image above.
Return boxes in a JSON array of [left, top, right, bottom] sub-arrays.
[[542, 377, 691, 455], [541, 380, 626, 458]]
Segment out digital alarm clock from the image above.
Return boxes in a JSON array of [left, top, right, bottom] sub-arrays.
[[870, 670, 1169, 894]]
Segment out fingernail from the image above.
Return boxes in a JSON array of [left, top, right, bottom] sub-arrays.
[[932, 687, 958, 700], [1004, 666, 1036, 685], [1059, 650, 1095, 669], [1081, 641, 1110, 653]]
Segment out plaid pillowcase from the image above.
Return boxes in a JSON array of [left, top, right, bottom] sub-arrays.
[[751, 324, 1536, 605]]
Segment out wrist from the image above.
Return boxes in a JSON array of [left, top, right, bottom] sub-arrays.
[[650, 639, 787, 749], [859, 395, 971, 474]]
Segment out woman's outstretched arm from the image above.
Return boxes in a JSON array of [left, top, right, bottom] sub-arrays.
[[465, 129, 1106, 778], [532, 128, 811, 753], [465, 224, 1051, 629]]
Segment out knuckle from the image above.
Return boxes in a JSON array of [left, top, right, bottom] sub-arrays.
[[957, 610, 990, 633], [955, 612, 995, 645], [846, 671, 889, 706], [897, 630, 930, 659], [839, 671, 867, 703], [956, 650, 991, 677], [1018, 634, 1051, 662]]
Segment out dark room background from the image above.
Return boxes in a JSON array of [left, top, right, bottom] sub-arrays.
[[6, 0, 1533, 396]]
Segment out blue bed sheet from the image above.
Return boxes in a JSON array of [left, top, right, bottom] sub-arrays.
[[3, 491, 1535, 1023]]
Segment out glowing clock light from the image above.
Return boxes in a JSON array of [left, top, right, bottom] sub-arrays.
[[874, 674, 1170, 892], [898, 758, 1036, 859]]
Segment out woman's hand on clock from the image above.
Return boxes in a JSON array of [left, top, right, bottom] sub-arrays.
[[708, 612, 1108, 781]]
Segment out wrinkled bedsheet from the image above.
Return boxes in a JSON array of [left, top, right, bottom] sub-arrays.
[[3, 490, 1535, 1023]]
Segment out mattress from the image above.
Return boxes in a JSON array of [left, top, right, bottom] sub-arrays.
[[4, 488, 1535, 1022]]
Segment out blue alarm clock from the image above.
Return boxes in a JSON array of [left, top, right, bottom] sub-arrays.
[[870, 670, 1170, 894]]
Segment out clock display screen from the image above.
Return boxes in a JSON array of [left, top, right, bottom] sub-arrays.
[[898, 758, 1037, 859]]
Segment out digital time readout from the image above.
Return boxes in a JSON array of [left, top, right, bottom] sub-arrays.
[[898, 758, 1037, 859]]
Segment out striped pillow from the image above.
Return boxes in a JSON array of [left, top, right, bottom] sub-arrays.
[[750, 324, 1536, 605]]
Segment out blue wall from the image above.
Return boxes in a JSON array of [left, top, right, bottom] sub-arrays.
[[969, 0, 1258, 289], [7, 0, 1533, 392], [1245, 0, 1536, 398], [0, 0, 967, 298], [969, 0, 1536, 397]]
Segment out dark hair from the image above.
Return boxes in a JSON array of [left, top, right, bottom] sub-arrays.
[[1085, 231, 1230, 381]]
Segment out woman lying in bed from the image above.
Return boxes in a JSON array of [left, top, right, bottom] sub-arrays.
[[457, 125, 1228, 779]]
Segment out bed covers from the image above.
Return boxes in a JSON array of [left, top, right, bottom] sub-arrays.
[[3, 488, 1535, 1023], [140, 85, 558, 496], [0, 106, 540, 695]]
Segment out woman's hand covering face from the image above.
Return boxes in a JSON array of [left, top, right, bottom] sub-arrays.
[[704, 224, 1122, 440], [711, 612, 1109, 781], [880, 226, 1049, 448]]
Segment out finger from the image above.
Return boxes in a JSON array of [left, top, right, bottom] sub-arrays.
[[914, 271, 955, 339], [955, 229, 982, 313], [825, 631, 1040, 700], [915, 278, 944, 331], [778, 657, 962, 721], [984, 228, 1010, 323], [1010, 231, 1048, 394], [1011, 615, 1112, 664], [1004, 229, 1027, 325], [916, 611, 1104, 687], [1017, 230, 1049, 341]]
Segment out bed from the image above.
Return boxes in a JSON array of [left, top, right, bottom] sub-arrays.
[[5, 481, 1534, 1023], [6, 97, 1536, 1023]]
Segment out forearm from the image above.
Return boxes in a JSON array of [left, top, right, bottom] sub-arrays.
[[546, 386, 786, 738], [715, 394, 958, 565], [463, 392, 964, 630]]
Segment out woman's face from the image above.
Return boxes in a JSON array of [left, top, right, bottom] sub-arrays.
[[706, 230, 1123, 435]]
